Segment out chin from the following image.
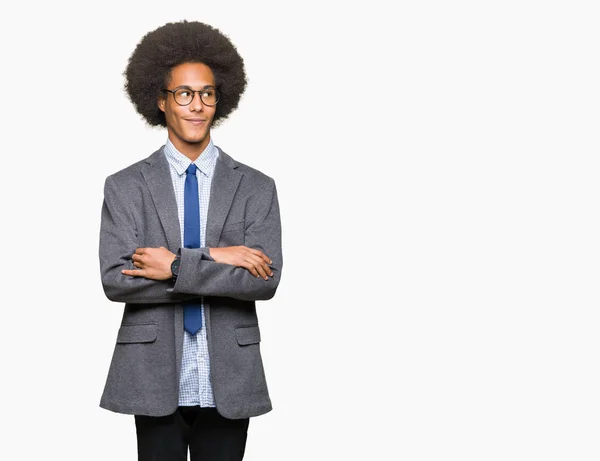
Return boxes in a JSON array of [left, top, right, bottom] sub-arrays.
[[186, 137, 208, 145], [181, 132, 207, 143]]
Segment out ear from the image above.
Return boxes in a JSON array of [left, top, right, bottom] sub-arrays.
[[157, 95, 166, 113]]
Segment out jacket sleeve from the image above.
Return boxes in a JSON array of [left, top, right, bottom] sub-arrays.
[[99, 175, 197, 304], [169, 178, 283, 302]]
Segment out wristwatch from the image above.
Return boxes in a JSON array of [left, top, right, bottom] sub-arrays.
[[170, 256, 181, 281]]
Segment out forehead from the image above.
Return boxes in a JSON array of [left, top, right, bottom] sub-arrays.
[[168, 62, 215, 87]]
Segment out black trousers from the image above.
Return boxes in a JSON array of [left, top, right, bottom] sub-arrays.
[[134, 406, 250, 461]]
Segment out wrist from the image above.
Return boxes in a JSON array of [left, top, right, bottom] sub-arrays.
[[170, 255, 181, 281]]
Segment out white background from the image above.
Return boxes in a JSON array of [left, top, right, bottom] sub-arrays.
[[1, 0, 599, 459]]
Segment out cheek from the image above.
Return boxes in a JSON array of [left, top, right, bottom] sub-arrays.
[[164, 100, 183, 118], [207, 107, 217, 121], [167, 108, 184, 125]]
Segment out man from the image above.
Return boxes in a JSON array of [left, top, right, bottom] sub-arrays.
[[98, 20, 283, 461]]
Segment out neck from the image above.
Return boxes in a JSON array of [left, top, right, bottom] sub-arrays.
[[168, 134, 211, 162]]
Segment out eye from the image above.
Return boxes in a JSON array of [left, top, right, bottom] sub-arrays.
[[202, 90, 215, 98], [178, 90, 192, 98]]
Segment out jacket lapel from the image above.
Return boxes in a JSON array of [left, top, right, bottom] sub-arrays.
[[141, 147, 182, 252], [205, 148, 242, 248]]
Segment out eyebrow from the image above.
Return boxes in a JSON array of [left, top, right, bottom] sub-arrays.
[[171, 85, 216, 91]]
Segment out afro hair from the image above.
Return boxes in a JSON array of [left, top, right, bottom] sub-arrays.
[[124, 20, 247, 127]]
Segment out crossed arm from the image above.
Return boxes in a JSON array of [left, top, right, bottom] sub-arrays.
[[99, 175, 282, 304], [122, 245, 274, 281]]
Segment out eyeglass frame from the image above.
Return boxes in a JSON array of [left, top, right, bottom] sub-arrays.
[[161, 85, 220, 107]]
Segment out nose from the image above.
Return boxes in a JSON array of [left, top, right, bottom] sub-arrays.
[[190, 91, 204, 112]]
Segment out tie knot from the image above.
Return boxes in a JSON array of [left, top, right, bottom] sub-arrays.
[[186, 163, 197, 175]]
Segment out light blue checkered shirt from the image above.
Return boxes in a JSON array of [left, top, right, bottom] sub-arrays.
[[164, 138, 217, 407]]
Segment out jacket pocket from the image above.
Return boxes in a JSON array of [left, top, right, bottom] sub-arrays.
[[117, 323, 157, 344], [235, 325, 261, 346]]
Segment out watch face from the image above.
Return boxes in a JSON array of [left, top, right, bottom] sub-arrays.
[[171, 259, 180, 275]]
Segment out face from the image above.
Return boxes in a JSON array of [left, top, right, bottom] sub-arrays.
[[158, 62, 217, 158]]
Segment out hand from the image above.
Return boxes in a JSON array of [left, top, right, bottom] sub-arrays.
[[209, 246, 274, 280], [122, 247, 176, 280]]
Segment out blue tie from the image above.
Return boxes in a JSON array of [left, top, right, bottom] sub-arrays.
[[183, 163, 202, 334]]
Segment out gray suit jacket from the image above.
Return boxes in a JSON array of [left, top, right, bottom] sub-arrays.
[[98, 146, 282, 419]]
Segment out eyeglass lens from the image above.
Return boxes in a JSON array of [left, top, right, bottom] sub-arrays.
[[174, 88, 219, 106]]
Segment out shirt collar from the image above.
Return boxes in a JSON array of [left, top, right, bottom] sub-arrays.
[[163, 138, 219, 177]]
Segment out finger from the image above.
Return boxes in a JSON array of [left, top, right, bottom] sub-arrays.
[[251, 254, 274, 277], [247, 248, 272, 264], [122, 269, 144, 277], [237, 256, 260, 278], [135, 248, 145, 254], [246, 255, 270, 280], [241, 259, 260, 278]]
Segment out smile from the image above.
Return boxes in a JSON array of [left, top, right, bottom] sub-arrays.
[[185, 119, 207, 126]]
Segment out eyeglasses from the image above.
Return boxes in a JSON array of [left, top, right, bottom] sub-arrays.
[[162, 86, 220, 106]]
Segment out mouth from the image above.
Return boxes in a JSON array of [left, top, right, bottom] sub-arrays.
[[185, 118, 207, 126]]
